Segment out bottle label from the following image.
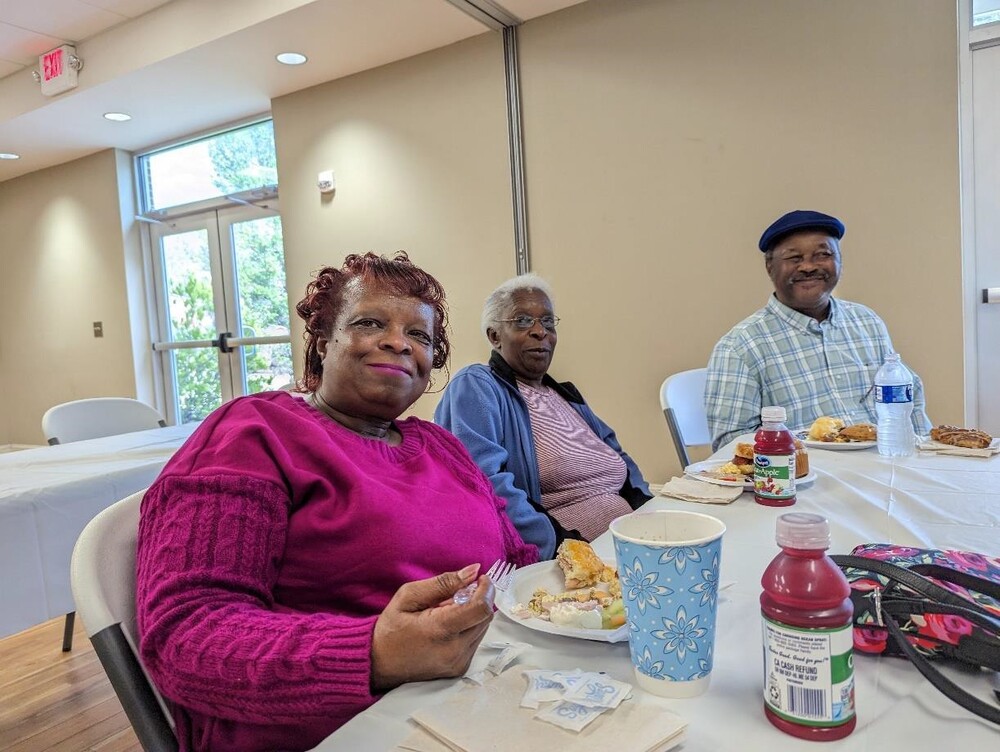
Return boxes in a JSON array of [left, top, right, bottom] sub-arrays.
[[753, 453, 795, 499], [875, 384, 912, 404], [761, 617, 856, 727]]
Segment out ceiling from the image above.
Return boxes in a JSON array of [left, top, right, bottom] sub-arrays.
[[0, 0, 586, 183]]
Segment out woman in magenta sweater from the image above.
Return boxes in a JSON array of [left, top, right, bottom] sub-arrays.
[[136, 252, 538, 752]]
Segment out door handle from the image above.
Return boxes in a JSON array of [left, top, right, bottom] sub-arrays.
[[983, 288, 1000, 304]]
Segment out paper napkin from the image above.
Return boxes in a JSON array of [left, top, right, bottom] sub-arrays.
[[657, 476, 744, 504], [399, 667, 686, 752], [917, 438, 1000, 458]]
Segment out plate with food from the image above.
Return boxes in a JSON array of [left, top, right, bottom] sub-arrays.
[[796, 416, 877, 450], [926, 425, 997, 450], [685, 440, 815, 489], [685, 460, 816, 490], [496, 540, 627, 643]]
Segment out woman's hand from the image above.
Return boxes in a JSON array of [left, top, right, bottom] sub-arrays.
[[371, 563, 494, 691]]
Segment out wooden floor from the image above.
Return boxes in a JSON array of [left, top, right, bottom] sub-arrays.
[[0, 617, 140, 751]]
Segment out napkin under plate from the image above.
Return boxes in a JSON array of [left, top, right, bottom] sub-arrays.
[[917, 438, 1000, 458]]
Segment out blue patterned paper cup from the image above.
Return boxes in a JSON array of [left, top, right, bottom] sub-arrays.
[[610, 510, 726, 698]]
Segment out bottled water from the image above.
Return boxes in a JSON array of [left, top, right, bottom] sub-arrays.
[[874, 353, 915, 457]]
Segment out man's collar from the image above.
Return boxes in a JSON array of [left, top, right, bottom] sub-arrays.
[[766, 294, 841, 329]]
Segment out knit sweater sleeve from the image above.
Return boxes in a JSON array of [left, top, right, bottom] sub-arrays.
[[136, 471, 378, 726]]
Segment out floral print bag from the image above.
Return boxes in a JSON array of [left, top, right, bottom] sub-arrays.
[[831, 544, 1000, 724]]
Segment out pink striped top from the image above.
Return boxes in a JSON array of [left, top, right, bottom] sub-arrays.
[[518, 382, 631, 540]]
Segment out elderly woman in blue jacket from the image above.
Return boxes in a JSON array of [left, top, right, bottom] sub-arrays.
[[434, 274, 651, 560]]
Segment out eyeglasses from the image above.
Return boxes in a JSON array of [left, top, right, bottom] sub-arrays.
[[498, 315, 560, 331]]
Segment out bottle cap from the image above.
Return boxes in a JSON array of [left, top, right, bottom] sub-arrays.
[[761, 405, 786, 422], [775, 512, 830, 549]]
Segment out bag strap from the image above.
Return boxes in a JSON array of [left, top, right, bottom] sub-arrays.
[[908, 563, 1000, 602], [880, 601, 1000, 724], [880, 597, 1000, 635], [831, 555, 1000, 620]]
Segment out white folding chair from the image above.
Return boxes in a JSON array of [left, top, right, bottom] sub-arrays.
[[659, 368, 711, 468], [70, 490, 179, 752], [42, 397, 166, 446], [43, 397, 166, 650]]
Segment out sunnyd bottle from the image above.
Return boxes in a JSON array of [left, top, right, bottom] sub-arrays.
[[753, 406, 796, 507], [761, 513, 856, 740], [874, 353, 915, 457]]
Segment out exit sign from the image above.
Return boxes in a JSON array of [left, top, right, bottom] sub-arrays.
[[39, 45, 80, 97]]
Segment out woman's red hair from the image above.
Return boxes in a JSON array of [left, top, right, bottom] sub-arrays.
[[295, 251, 450, 392]]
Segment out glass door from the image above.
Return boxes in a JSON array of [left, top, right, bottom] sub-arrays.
[[148, 201, 292, 424]]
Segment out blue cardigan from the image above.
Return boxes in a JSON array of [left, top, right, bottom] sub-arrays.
[[434, 351, 651, 560]]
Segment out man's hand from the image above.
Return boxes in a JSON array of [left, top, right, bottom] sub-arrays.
[[371, 563, 495, 691]]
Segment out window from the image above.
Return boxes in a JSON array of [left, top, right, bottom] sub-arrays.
[[974, 0, 1000, 27], [137, 119, 278, 212], [136, 119, 291, 424]]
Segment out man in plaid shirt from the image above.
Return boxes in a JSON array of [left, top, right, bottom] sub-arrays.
[[705, 210, 931, 451]]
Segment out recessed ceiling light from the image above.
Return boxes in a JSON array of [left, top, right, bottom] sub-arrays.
[[276, 52, 307, 65], [103, 112, 132, 122], [0, 152, 20, 160]]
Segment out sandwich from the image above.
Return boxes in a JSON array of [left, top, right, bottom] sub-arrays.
[[715, 443, 756, 478]]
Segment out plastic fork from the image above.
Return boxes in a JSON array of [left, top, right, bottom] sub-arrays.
[[452, 559, 516, 605]]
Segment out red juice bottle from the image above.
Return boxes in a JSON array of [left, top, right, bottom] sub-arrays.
[[754, 406, 796, 507], [760, 513, 856, 741]]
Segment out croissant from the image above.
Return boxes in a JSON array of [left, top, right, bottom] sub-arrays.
[[929, 425, 993, 449]]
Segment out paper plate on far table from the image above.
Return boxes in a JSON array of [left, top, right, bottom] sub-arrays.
[[794, 430, 877, 451], [495, 560, 628, 644], [684, 459, 753, 488], [685, 459, 817, 489]]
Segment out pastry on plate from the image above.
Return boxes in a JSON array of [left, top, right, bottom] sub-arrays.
[[838, 423, 877, 442], [929, 425, 993, 449], [808, 416, 845, 442], [556, 540, 608, 589], [730, 442, 756, 475], [794, 438, 809, 478]]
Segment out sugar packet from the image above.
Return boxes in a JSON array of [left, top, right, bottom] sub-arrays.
[[534, 701, 609, 732], [520, 668, 586, 708], [560, 673, 633, 709]]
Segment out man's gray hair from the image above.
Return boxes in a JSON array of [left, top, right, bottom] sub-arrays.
[[481, 273, 555, 338]]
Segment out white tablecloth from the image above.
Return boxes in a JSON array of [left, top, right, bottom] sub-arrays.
[[0, 423, 198, 638], [313, 440, 1000, 751]]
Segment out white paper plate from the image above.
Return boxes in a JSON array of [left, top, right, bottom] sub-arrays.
[[794, 430, 877, 451], [496, 560, 628, 643], [685, 459, 816, 489]]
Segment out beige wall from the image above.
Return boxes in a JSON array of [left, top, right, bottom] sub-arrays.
[[515, 0, 962, 480], [272, 32, 517, 421], [0, 0, 963, 478], [275, 0, 962, 482], [0, 150, 139, 444]]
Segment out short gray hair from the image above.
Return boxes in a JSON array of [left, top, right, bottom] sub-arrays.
[[481, 273, 555, 338]]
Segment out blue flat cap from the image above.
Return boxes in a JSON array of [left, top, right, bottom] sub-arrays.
[[758, 210, 845, 252]]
